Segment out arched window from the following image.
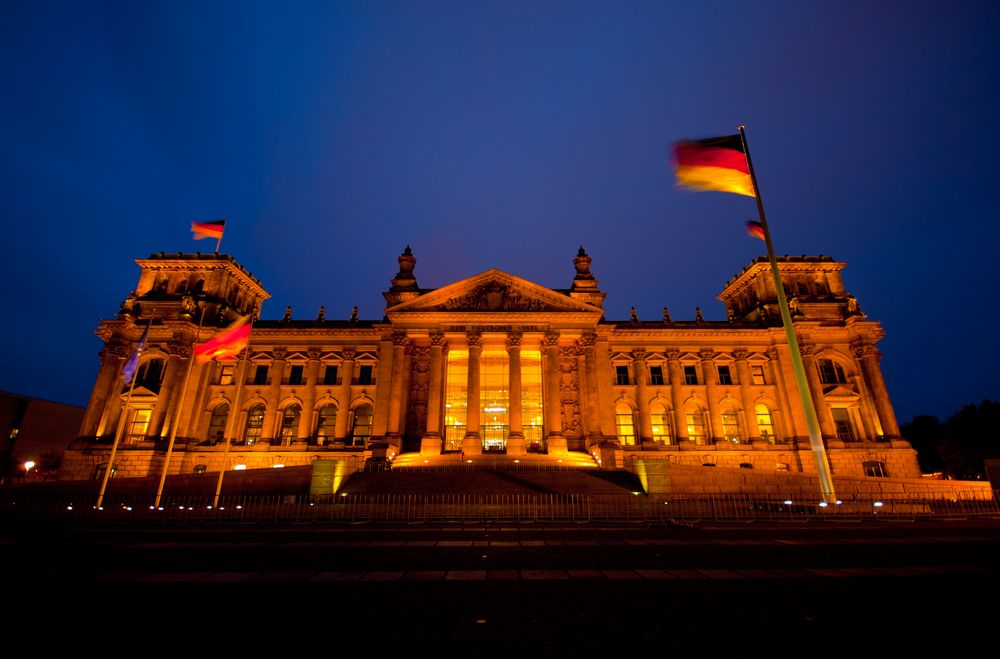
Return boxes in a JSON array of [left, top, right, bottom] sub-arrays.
[[243, 404, 265, 446], [279, 405, 301, 445], [207, 404, 229, 444], [615, 402, 636, 446], [136, 358, 165, 391], [818, 358, 847, 384], [755, 404, 775, 442], [315, 404, 337, 445], [721, 407, 741, 444], [686, 406, 706, 444], [650, 401, 671, 445], [350, 404, 374, 446]]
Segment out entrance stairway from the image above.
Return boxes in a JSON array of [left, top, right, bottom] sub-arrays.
[[343, 451, 643, 496]]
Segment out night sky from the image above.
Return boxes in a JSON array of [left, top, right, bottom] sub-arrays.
[[3, 1, 998, 423]]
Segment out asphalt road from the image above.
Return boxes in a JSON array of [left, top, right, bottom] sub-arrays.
[[3, 519, 997, 656]]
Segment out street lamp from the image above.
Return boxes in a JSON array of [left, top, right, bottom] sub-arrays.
[[23, 460, 36, 478]]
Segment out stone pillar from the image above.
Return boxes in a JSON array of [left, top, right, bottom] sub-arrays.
[[633, 350, 653, 443], [261, 347, 286, 444], [335, 350, 356, 440], [543, 331, 567, 454], [851, 373, 879, 440], [157, 340, 196, 441], [733, 351, 760, 440], [768, 348, 796, 441], [386, 331, 408, 444], [463, 332, 482, 455], [799, 345, 837, 439], [666, 352, 687, 442], [83, 342, 128, 438], [148, 349, 185, 439], [854, 344, 900, 439], [581, 334, 603, 444], [421, 332, 445, 455], [299, 349, 322, 440], [372, 336, 395, 438], [595, 336, 617, 437], [700, 351, 721, 442], [506, 332, 525, 456]]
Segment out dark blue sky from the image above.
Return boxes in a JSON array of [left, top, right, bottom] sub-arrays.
[[2, 1, 998, 422]]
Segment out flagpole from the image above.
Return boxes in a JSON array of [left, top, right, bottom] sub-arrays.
[[153, 302, 207, 508], [215, 217, 225, 254], [738, 125, 837, 504], [212, 313, 256, 509], [96, 318, 152, 509]]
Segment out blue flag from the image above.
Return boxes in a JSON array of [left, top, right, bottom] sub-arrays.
[[120, 325, 149, 383]]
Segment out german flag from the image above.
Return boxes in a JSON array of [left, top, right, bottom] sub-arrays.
[[672, 135, 755, 197], [194, 316, 250, 364], [191, 219, 225, 240]]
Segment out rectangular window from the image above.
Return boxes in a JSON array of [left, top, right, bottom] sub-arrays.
[[444, 350, 469, 451], [287, 365, 304, 385], [323, 365, 338, 385], [218, 364, 234, 385], [649, 366, 664, 386], [751, 365, 766, 385], [520, 350, 544, 449], [832, 408, 855, 441], [480, 350, 510, 452], [615, 365, 631, 385], [683, 365, 698, 385], [722, 412, 740, 443], [356, 364, 374, 385], [253, 365, 269, 385], [127, 409, 151, 444], [717, 365, 733, 385]]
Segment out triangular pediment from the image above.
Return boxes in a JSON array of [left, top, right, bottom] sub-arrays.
[[822, 384, 859, 398], [387, 269, 602, 314]]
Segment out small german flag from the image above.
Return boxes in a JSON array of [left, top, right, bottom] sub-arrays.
[[191, 219, 225, 240], [747, 220, 765, 240], [672, 135, 755, 197]]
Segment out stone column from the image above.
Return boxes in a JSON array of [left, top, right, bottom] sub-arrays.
[[595, 336, 617, 437], [633, 350, 653, 443], [421, 332, 445, 455], [851, 372, 879, 440], [83, 342, 128, 438], [700, 350, 721, 443], [335, 350, 356, 441], [574, 344, 589, 437], [768, 348, 797, 441], [386, 331, 408, 444], [581, 334, 603, 444], [733, 351, 760, 440], [260, 347, 286, 444], [543, 331, 567, 454], [148, 348, 185, 439], [666, 351, 687, 442], [157, 340, 196, 441], [799, 345, 837, 439], [372, 336, 395, 438], [463, 331, 483, 455], [506, 332, 525, 456], [854, 344, 900, 439], [299, 349, 322, 441]]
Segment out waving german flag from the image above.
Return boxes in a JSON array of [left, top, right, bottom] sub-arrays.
[[191, 219, 225, 240], [194, 316, 250, 364], [672, 134, 755, 197]]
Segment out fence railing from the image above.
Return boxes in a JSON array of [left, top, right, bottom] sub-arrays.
[[1, 490, 997, 525]]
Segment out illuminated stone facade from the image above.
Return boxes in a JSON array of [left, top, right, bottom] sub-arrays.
[[61, 248, 921, 484]]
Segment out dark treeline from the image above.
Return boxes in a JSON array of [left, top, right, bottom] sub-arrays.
[[902, 400, 1000, 480]]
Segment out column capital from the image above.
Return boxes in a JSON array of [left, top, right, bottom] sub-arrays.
[[391, 331, 409, 347], [466, 330, 482, 348], [104, 341, 132, 359], [665, 350, 682, 361], [766, 347, 780, 361], [578, 332, 596, 348], [631, 349, 647, 362], [306, 348, 323, 361], [165, 340, 192, 358], [506, 331, 523, 350], [341, 349, 357, 361], [429, 330, 445, 346], [543, 330, 560, 347], [852, 343, 880, 360], [798, 344, 817, 358], [699, 349, 717, 362], [272, 346, 288, 361], [732, 349, 750, 361]]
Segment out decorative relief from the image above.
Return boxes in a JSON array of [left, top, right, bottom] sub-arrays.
[[851, 343, 879, 359], [341, 349, 357, 362], [666, 350, 682, 361], [798, 344, 816, 358], [732, 350, 750, 361], [272, 347, 288, 361], [165, 340, 192, 358], [766, 348, 779, 361], [578, 333, 596, 348], [699, 350, 717, 362], [559, 348, 582, 435], [434, 282, 555, 312], [105, 342, 132, 359], [306, 348, 323, 361], [405, 346, 432, 437]]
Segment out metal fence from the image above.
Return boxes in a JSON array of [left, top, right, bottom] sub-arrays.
[[1, 490, 997, 525]]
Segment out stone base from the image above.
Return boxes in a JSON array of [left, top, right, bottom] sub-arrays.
[[506, 433, 526, 456], [546, 434, 568, 455], [420, 434, 443, 456], [462, 433, 482, 456], [385, 433, 402, 450]]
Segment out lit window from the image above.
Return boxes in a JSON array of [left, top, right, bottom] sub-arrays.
[[287, 365, 304, 385], [243, 404, 265, 445], [863, 461, 888, 478], [323, 365, 338, 386], [649, 366, 664, 386], [279, 405, 301, 445], [350, 404, 374, 446], [356, 364, 374, 385], [480, 351, 509, 452], [444, 350, 469, 451], [315, 404, 337, 445], [818, 359, 847, 385], [832, 408, 855, 441], [750, 365, 765, 385], [650, 401, 671, 445], [253, 365, 269, 385], [683, 365, 698, 385], [218, 364, 235, 385], [718, 365, 733, 385], [721, 410, 740, 444], [615, 403, 636, 446], [207, 404, 229, 444], [755, 404, 775, 441], [615, 365, 631, 385], [685, 407, 706, 444], [127, 409, 151, 443], [520, 350, 544, 449]]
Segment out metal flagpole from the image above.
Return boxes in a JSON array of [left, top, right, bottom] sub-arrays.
[[153, 302, 207, 508], [212, 314, 256, 509], [738, 125, 837, 503], [96, 319, 152, 509]]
